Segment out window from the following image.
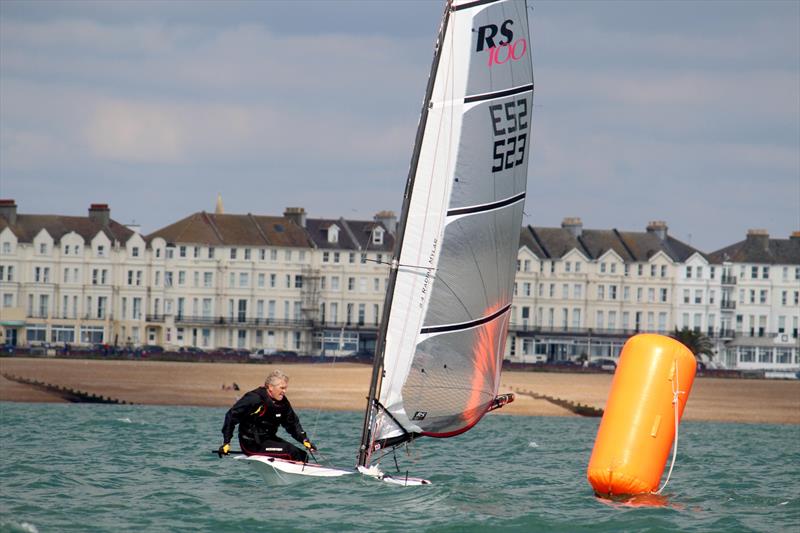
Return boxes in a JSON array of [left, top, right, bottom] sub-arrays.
[[270, 274, 276, 288], [597, 285, 605, 300], [1, 242, 11, 254], [194, 246, 200, 258], [697, 266, 703, 278], [348, 277, 356, 291], [610, 263, 617, 274], [660, 288, 668, 303], [686, 266, 692, 278], [239, 273, 249, 288], [230, 248, 237, 260], [39, 242, 48, 255], [96, 245, 105, 257], [209, 247, 215, 259], [372, 228, 384, 245], [600, 263, 606, 273], [179, 245, 187, 257], [694, 290, 702, 304], [762, 266, 769, 279], [244, 248, 251, 260], [258, 273, 265, 288], [178, 271, 186, 286], [323, 252, 330, 263], [661, 265, 667, 278], [295, 275, 303, 289]]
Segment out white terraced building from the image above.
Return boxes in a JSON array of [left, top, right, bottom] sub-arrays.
[[1, 200, 798, 372]]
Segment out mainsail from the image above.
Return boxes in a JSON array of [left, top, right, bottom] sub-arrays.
[[358, 0, 534, 467]]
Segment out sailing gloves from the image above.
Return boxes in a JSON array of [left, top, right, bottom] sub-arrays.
[[218, 443, 230, 457], [303, 439, 317, 452]]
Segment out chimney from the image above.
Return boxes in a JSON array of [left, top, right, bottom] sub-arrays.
[[746, 228, 769, 251], [0, 199, 18, 225], [89, 203, 110, 227], [215, 193, 224, 215], [646, 220, 668, 240], [561, 217, 583, 238], [284, 207, 307, 228], [374, 210, 397, 235]]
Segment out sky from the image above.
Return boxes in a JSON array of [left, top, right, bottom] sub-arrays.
[[1, 0, 798, 252]]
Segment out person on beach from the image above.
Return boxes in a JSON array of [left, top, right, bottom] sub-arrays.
[[218, 369, 316, 461]]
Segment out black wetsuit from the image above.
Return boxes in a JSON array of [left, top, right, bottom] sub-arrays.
[[221, 386, 308, 461]]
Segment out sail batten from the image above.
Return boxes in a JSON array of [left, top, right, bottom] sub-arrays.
[[420, 303, 511, 335], [464, 83, 534, 103], [359, 0, 533, 467]]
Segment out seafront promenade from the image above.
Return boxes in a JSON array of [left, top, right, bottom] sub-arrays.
[[1, 357, 798, 424]]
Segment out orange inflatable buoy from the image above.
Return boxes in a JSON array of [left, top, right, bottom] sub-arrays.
[[587, 334, 696, 496]]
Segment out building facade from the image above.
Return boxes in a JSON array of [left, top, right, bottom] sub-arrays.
[[1, 200, 798, 372]]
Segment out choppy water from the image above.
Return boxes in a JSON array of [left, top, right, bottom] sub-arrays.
[[1, 402, 798, 532]]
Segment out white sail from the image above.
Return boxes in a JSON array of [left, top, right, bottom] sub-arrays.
[[360, 0, 533, 464]]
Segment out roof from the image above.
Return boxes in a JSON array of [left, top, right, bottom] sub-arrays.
[[145, 212, 313, 248], [709, 234, 800, 265], [305, 217, 395, 252], [519, 223, 705, 263], [0, 213, 134, 244]]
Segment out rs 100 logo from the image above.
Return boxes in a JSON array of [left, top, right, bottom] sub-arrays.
[[475, 19, 527, 68]]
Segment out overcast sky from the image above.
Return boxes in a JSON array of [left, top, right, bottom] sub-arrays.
[[1, 0, 798, 252]]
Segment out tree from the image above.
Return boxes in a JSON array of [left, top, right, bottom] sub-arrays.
[[670, 327, 714, 362]]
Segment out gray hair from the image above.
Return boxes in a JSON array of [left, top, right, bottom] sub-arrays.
[[265, 369, 289, 387]]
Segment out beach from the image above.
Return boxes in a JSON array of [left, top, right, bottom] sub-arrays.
[[1, 357, 798, 424]]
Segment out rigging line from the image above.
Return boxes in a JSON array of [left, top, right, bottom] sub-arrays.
[[654, 360, 685, 495]]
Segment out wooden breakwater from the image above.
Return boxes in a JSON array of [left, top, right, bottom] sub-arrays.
[[514, 388, 604, 417], [1, 373, 131, 404]]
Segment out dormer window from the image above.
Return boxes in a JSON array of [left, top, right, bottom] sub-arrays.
[[372, 227, 385, 245], [39, 243, 48, 255], [96, 245, 106, 257], [132, 247, 140, 258], [327, 225, 339, 244]]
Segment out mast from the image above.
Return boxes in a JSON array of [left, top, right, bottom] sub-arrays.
[[357, 0, 454, 468]]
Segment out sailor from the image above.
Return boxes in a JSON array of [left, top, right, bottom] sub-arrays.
[[218, 369, 316, 461]]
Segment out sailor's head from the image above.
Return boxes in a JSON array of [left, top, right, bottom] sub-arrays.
[[265, 369, 289, 401]]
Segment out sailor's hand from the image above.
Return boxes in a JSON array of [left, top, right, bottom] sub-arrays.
[[303, 439, 317, 452], [218, 443, 230, 457]]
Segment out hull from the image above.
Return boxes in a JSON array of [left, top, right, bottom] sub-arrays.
[[236, 455, 355, 485]]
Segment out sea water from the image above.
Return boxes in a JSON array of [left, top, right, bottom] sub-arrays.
[[0, 403, 798, 533]]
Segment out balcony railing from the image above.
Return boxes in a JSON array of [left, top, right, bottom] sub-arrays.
[[720, 275, 737, 285], [173, 315, 314, 328], [720, 300, 736, 310]]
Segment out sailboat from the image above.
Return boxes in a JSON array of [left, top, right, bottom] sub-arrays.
[[240, 0, 533, 485]]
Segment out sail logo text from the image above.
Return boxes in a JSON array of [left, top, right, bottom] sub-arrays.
[[419, 238, 438, 309], [475, 19, 527, 68]]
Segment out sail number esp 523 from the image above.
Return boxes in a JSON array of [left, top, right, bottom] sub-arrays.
[[489, 99, 528, 173]]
